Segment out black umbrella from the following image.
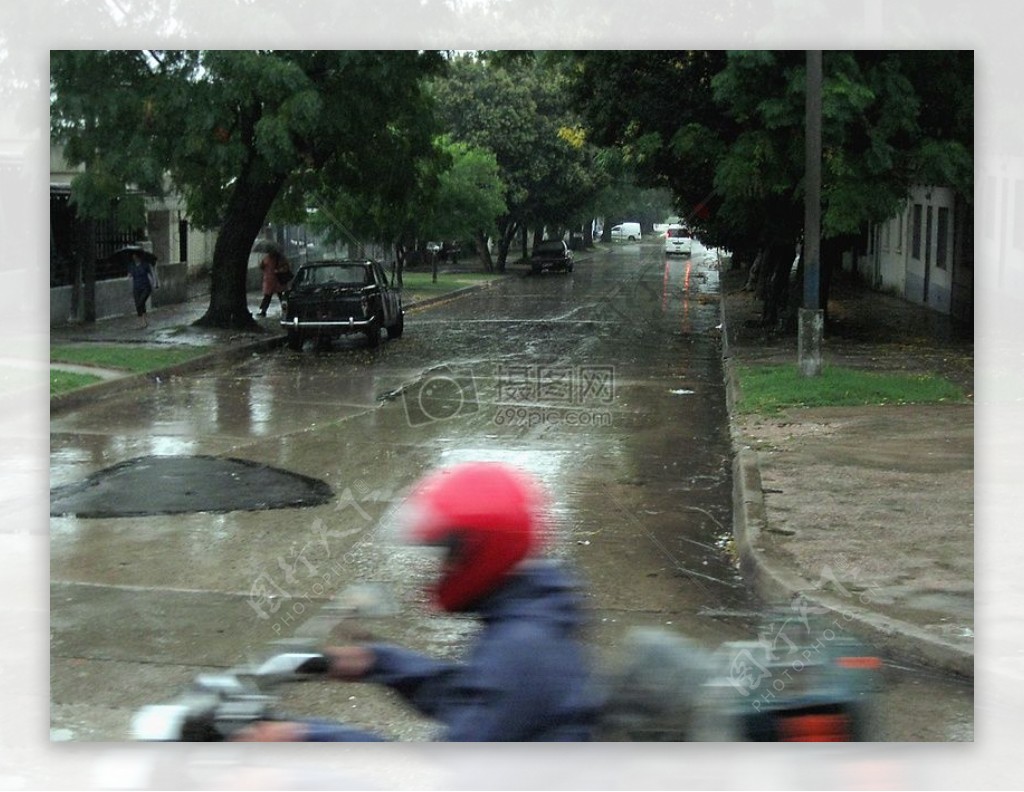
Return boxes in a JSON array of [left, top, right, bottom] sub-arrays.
[[252, 239, 283, 255], [107, 245, 157, 263]]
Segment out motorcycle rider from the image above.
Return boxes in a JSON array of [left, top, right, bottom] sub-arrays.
[[235, 461, 601, 741]]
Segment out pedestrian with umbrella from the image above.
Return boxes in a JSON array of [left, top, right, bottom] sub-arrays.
[[258, 245, 291, 318], [114, 245, 159, 328]]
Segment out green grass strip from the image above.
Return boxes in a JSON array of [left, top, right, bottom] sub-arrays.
[[735, 364, 967, 414], [50, 344, 212, 374], [50, 369, 103, 396], [399, 272, 501, 296]]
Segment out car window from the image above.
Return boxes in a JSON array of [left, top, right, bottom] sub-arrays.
[[535, 241, 565, 253], [667, 228, 690, 238], [298, 265, 370, 287]]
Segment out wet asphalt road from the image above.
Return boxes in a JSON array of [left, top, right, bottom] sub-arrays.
[[49, 241, 971, 741]]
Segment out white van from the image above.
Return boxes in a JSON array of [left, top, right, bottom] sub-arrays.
[[610, 222, 642, 242]]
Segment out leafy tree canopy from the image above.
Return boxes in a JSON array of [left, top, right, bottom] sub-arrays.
[[51, 49, 444, 327], [429, 53, 601, 268]]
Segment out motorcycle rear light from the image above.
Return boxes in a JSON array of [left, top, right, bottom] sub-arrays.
[[778, 712, 851, 742], [836, 656, 881, 670]]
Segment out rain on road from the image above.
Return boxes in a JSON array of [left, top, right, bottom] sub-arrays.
[[50, 241, 970, 742]]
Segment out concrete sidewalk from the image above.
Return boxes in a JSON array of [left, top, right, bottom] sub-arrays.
[[721, 268, 974, 678]]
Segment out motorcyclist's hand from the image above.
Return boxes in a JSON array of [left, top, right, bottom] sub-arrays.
[[324, 645, 375, 680], [231, 720, 306, 742]]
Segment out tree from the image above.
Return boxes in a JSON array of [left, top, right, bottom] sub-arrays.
[[50, 50, 443, 328], [569, 51, 730, 229], [430, 53, 599, 271], [570, 50, 973, 330], [709, 51, 973, 325], [431, 138, 507, 244], [308, 134, 505, 286]]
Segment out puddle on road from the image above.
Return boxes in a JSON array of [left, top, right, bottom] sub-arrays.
[[50, 454, 334, 517]]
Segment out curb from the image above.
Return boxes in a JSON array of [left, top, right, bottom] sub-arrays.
[[720, 290, 973, 680], [403, 274, 512, 311]]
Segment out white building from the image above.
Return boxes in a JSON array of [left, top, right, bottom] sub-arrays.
[[50, 145, 219, 325], [855, 184, 973, 324]]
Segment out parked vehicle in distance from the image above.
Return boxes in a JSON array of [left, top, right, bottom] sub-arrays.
[[654, 216, 684, 235], [610, 222, 642, 242], [530, 239, 575, 274], [664, 225, 693, 256], [281, 260, 404, 350]]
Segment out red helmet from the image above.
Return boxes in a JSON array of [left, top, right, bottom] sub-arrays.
[[401, 462, 547, 611]]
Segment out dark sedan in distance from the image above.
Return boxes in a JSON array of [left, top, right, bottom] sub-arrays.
[[530, 239, 575, 274]]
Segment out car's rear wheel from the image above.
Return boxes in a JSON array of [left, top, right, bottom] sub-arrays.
[[387, 312, 405, 339]]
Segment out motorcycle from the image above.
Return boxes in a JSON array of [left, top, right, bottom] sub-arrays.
[[132, 596, 881, 742], [131, 643, 332, 741], [598, 609, 882, 741]]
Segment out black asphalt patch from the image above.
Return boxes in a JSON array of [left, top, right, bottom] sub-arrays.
[[50, 455, 334, 517]]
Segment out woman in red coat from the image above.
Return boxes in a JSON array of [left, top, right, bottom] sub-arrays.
[[258, 250, 290, 317]]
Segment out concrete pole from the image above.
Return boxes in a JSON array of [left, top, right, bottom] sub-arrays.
[[799, 49, 823, 377]]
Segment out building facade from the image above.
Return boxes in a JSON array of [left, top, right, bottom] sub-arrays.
[[855, 184, 973, 325], [49, 145, 218, 325]]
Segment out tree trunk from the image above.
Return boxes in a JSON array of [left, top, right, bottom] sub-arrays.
[[760, 240, 797, 330], [581, 220, 593, 249], [494, 220, 519, 273], [819, 233, 853, 321], [73, 217, 96, 323], [195, 171, 285, 329], [473, 230, 494, 272], [743, 248, 764, 292], [393, 243, 406, 288]]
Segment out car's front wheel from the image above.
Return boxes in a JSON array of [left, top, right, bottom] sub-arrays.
[[387, 311, 405, 339], [365, 319, 382, 348]]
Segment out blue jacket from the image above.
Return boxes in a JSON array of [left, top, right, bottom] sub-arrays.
[[304, 562, 601, 741]]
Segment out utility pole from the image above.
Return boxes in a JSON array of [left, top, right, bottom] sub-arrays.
[[799, 49, 824, 377]]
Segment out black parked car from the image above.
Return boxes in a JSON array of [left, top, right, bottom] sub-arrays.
[[530, 239, 574, 274], [280, 260, 404, 350]]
